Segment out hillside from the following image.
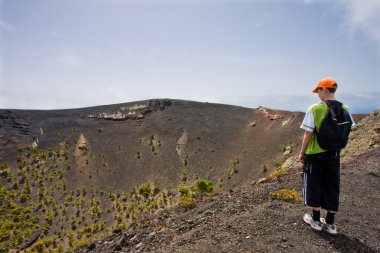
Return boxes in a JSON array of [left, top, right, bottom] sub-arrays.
[[0, 100, 377, 252], [0, 99, 305, 252], [75, 110, 380, 253], [0, 99, 306, 192]]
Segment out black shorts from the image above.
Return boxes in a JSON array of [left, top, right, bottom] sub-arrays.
[[302, 150, 341, 211]]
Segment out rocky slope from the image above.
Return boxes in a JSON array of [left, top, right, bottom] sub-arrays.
[[0, 101, 376, 252], [75, 111, 380, 253]]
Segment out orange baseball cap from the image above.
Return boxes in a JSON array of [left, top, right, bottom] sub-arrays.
[[312, 77, 338, 93]]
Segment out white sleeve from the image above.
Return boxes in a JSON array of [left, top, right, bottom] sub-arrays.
[[300, 106, 315, 132], [348, 109, 356, 128]]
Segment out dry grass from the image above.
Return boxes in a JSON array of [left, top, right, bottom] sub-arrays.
[[265, 167, 289, 181], [270, 189, 301, 203]]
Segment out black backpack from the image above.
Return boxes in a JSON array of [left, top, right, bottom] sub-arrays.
[[316, 100, 353, 150]]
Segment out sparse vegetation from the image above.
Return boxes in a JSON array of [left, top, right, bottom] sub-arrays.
[[149, 133, 155, 142], [217, 178, 223, 188], [0, 145, 140, 252], [193, 179, 213, 194], [139, 184, 151, 199], [228, 158, 240, 178], [265, 167, 289, 181], [270, 189, 302, 203], [180, 171, 188, 182], [0, 162, 8, 170], [178, 190, 195, 209], [147, 133, 161, 155], [178, 180, 214, 209]]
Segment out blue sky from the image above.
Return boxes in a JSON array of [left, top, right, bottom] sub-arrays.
[[0, 0, 379, 113]]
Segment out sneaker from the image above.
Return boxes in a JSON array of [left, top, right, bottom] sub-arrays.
[[320, 218, 337, 235], [303, 213, 322, 232]]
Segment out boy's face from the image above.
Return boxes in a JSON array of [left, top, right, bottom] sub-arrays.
[[317, 87, 327, 101]]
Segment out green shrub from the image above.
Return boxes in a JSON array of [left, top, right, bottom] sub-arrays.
[[193, 180, 213, 194], [31, 216, 40, 224], [178, 186, 189, 196], [227, 168, 234, 178], [19, 193, 28, 203], [232, 158, 239, 167], [139, 184, 151, 198], [42, 223, 51, 235], [180, 172, 188, 182], [46, 213, 53, 225], [67, 231, 75, 247], [178, 180, 213, 209], [66, 195, 74, 202], [118, 221, 127, 229], [0, 162, 8, 170], [178, 192, 195, 209], [109, 192, 116, 201], [217, 178, 223, 188], [152, 182, 161, 195]]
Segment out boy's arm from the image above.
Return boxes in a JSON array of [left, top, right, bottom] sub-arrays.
[[299, 131, 313, 163]]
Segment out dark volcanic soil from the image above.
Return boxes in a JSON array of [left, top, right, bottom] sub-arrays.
[[76, 145, 380, 253], [0, 99, 306, 192], [1, 101, 377, 253]]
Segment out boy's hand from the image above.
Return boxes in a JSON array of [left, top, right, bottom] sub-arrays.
[[298, 152, 306, 164], [299, 131, 312, 164]]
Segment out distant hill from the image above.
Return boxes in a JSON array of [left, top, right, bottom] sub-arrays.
[[0, 99, 373, 252], [0, 99, 308, 191]]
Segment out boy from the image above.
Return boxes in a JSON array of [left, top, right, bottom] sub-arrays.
[[298, 77, 354, 235]]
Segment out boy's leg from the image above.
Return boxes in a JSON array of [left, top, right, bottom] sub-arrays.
[[303, 154, 323, 231], [321, 211, 338, 235], [312, 208, 321, 221], [303, 154, 323, 209], [321, 150, 340, 213], [320, 151, 340, 235], [325, 211, 336, 224]]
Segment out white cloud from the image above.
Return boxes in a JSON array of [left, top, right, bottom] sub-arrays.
[[58, 53, 85, 68], [301, 0, 380, 53], [335, 0, 380, 51]]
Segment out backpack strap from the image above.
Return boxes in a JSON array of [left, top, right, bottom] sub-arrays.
[[324, 100, 343, 121]]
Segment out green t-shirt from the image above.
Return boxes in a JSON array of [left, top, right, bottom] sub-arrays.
[[300, 101, 351, 154]]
